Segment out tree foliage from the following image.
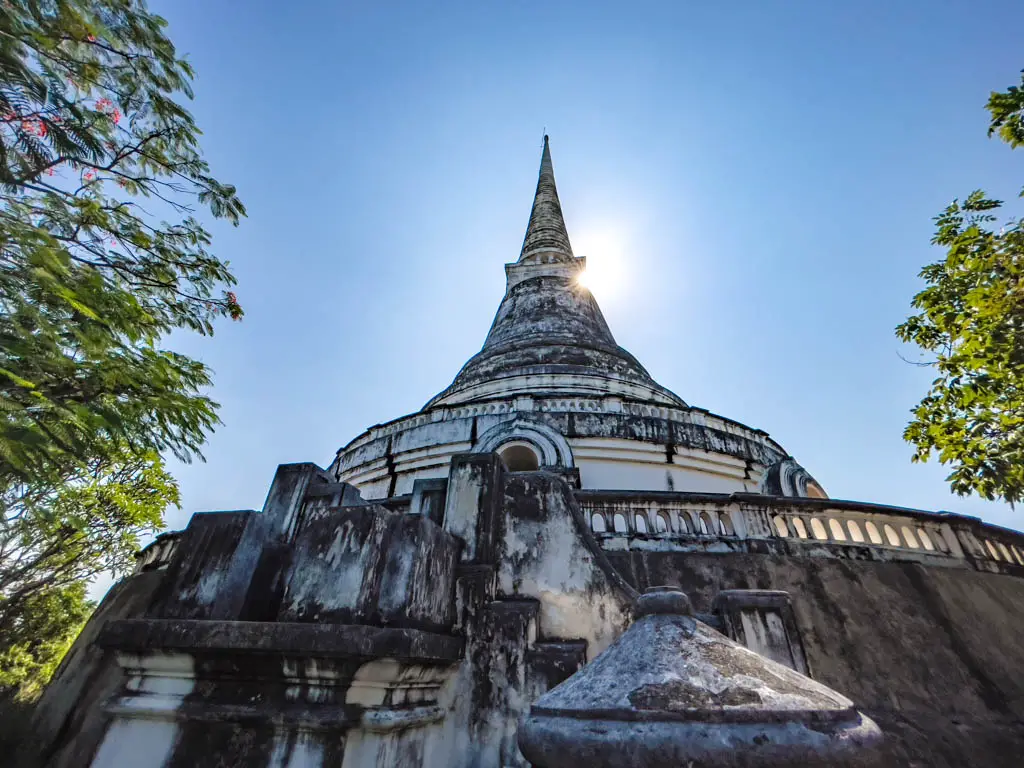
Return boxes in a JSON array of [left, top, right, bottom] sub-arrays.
[[0, 0, 243, 697], [897, 71, 1024, 503], [0, 582, 91, 697], [0, 0, 244, 484], [0, 449, 171, 695]]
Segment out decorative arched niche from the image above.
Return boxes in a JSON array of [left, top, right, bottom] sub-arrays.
[[761, 458, 828, 499], [474, 418, 574, 470], [497, 441, 540, 472]]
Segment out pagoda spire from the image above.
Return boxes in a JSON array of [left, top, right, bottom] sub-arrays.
[[519, 135, 574, 262]]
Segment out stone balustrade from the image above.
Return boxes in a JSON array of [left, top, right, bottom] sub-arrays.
[[577, 490, 1024, 573], [132, 531, 182, 573], [136, 490, 1024, 579]]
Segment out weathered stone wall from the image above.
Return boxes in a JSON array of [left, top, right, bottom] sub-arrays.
[[18, 569, 167, 768], [334, 404, 792, 499], [429, 457, 634, 768], [29, 454, 1024, 768], [607, 549, 1024, 767]]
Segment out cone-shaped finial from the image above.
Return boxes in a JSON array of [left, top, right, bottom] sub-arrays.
[[519, 135, 574, 262]]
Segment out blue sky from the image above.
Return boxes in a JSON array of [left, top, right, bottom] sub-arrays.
[[152, 0, 1024, 532]]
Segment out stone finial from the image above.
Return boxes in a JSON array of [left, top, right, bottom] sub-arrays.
[[519, 135, 575, 262], [635, 585, 695, 618], [518, 585, 881, 767]]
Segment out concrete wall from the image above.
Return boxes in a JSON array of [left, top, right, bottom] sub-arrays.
[[608, 549, 1024, 768]]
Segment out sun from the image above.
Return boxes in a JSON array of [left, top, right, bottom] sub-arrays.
[[575, 257, 618, 298], [572, 226, 626, 300], [576, 268, 598, 292]]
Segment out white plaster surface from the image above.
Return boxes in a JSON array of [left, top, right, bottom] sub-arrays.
[[90, 718, 179, 768]]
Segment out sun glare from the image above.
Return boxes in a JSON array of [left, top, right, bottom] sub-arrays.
[[574, 229, 625, 300], [576, 268, 596, 291]]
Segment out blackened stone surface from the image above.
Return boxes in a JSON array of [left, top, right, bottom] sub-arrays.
[[607, 549, 1024, 767], [278, 503, 460, 631], [464, 599, 540, 767], [518, 595, 881, 768], [428, 275, 684, 408], [526, 642, 588, 691], [519, 136, 574, 261], [18, 571, 167, 768], [149, 511, 251, 620], [99, 619, 464, 662]]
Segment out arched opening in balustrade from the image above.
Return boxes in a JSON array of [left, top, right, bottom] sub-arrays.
[[999, 542, 1013, 562], [773, 515, 790, 537], [698, 512, 714, 536], [883, 524, 901, 547], [828, 519, 847, 541], [634, 513, 649, 534], [901, 526, 920, 549], [792, 517, 809, 539], [591, 513, 607, 533], [1014, 546, 1024, 566], [848, 520, 866, 543], [917, 528, 936, 551], [717, 512, 735, 536], [865, 521, 883, 545], [934, 530, 952, 553], [986, 540, 1001, 560], [613, 513, 629, 534], [655, 512, 670, 533], [810, 517, 829, 541], [678, 514, 693, 534]]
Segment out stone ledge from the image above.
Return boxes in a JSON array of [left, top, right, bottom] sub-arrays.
[[98, 619, 464, 663]]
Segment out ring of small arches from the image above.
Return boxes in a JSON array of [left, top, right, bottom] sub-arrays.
[[586, 506, 1024, 566], [589, 508, 736, 537], [770, 514, 956, 555], [983, 537, 1024, 566]]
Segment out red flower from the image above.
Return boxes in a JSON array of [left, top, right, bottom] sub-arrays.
[[87, 34, 96, 42], [20, 119, 47, 137], [82, 170, 95, 181]]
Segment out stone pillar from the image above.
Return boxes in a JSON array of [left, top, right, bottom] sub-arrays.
[[443, 453, 504, 564]]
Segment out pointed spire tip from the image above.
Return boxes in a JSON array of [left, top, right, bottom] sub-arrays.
[[519, 135, 573, 262]]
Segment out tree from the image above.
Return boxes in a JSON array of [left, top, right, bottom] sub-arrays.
[[0, 0, 245, 485], [0, 449, 171, 696], [896, 72, 1024, 504], [0, 581, 90, 753], [0, 582, 92, 697], [0, 0, 244, 697]]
